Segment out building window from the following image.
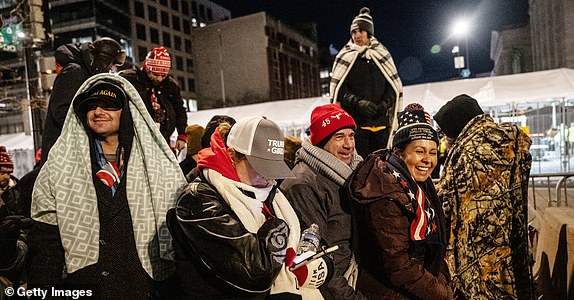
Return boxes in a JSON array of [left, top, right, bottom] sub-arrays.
[[199, 4, 205, 20], [162, 32, 171, 47], [148, 6, 157, 22], [192, 2, 198, 17], [161, 11, 169, 27], [176, 56, 183, 71], [511, 49, 522, 74], [172, 16, 180, 31], [174, 36, 182, 51], [177, 76, 185, 90], [138, 46, 147, 62], [136, 23, 146, 40], [188, 78, 195, 92], [185, 39, 192, 53], [135, 1, 144, 18], [183, 19, 191, 34], [182, 1, 189, 15], [186, 59, 193, 72], [150, 28, 159, 43], [171, 0, 179, 12], [160, 0, 167, 6], [207, 8, 212, 20]]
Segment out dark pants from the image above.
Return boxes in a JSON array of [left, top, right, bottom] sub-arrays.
[[354, 127, 390, 158]]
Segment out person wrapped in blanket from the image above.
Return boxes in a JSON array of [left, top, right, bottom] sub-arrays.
[[29, 74, 187, 299], [434, 94, 534, 300], [167, 116, 333, 299], [330, 7, 403, 158]]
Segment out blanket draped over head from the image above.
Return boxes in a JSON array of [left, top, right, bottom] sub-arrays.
[[32, 73, 187, 280]]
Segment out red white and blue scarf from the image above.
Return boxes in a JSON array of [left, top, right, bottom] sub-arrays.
[[94, 140, 124, 195], [387, 154, 437, 241]]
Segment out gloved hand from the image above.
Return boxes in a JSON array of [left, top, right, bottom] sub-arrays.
[[342, 93, 379, 119], [289, 251, 333, 289], [0, 215, 32, 266], [356, 100, 379, 118]]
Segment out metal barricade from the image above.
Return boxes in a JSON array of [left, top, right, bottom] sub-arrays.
[[529, 172, 574, 209]]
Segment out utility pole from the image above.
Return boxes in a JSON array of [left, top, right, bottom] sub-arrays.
[[23, 0, 46, 153]]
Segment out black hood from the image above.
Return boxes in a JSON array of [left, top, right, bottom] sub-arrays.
[[55, 42, 92, 72]]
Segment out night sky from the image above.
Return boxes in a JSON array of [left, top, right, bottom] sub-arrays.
[[211, 0, 530, 85]]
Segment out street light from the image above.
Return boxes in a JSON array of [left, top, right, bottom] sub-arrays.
[[451, 18, 471, 78]]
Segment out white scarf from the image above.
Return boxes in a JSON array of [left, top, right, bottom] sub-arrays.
[[204, 169, 323, 298]]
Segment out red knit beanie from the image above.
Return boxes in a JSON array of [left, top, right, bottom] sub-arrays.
[[309, 104, 356, 146], [143, 46, 171, 76], [0, 146, 13, 171]]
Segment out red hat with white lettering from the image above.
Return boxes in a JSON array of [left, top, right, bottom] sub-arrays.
[[309, 104, 356, 147], [143, 46, 171, 76], [226, 116, 294, 180]]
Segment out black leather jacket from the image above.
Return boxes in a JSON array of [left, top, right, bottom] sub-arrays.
[[167, 173, 289, 299]]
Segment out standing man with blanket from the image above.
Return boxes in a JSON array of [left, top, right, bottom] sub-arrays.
[[330, 7, 403, 158]]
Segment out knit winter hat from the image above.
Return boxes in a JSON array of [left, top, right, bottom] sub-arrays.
[[202, 115, 237, 148], [185, 124, 205, 157], [392, 103, 439, 148], [350, 7, 374, 36], [433, 94, 484, 139], [143, 46, 171, 76], [0, 146, 13, 171], [310, 104, 357, 147]]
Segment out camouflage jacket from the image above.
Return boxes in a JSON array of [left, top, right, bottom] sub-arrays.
[[437, 114, 535, 300]]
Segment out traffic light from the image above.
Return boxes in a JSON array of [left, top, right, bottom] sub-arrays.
[[39, 56, 57, 91]]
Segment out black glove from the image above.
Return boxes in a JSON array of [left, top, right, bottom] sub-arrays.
[[342, 93, 379, 119], [0, 215, 32, 265], [356, 100, 379, 118]]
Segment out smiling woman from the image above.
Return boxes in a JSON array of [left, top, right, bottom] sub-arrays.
[[346, 103, 452, 299]]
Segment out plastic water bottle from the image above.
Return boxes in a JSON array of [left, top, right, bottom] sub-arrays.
[[297, 223, 320, 254]]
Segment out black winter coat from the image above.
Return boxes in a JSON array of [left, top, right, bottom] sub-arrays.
[[41, 43, 94, 163], [167, 173, 288, 299], [120, 68, 187, 142], [280, 161, 365, 300]]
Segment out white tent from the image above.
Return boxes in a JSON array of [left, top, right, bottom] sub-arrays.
[[402, 68, 574, 112], [186, 97, 330, 137], [186, 68, 574, 133]]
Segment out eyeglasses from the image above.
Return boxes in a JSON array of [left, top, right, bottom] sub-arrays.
[[86, 104, 122, 111], [83, 99, 123, 112]]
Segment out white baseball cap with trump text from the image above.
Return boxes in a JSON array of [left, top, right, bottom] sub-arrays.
[[226, 116, 295, 180]]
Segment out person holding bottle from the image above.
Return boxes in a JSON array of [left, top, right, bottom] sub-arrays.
[[167, 116, 332, 299], [281, 104, 365, 299], [346, 103, 452, 299]]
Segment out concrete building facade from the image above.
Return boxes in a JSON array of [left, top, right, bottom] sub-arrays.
[[491, 0, 574, 76], [50, 0, 230, 102], [191, 12, 320, 109], [490, 24, 532, 76], [529, 0, 574, 71]]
